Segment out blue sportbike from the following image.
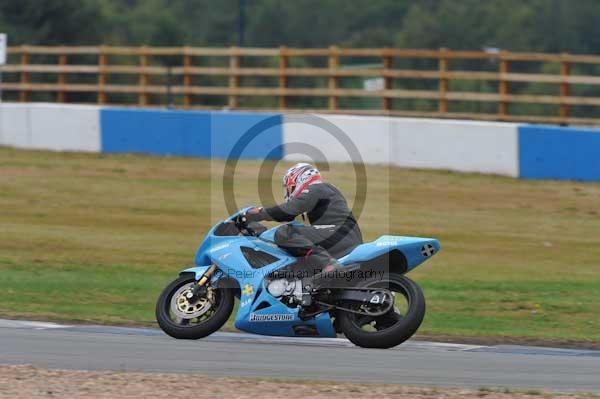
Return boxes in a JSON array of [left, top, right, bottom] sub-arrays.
[[156, 208, 440, 348]]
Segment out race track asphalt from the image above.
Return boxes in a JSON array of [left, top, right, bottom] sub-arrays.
[[1, 319, 599, 392]]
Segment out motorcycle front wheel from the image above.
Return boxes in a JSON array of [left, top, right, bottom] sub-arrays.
[[156, 275, 234, 339], [338, 273, 426, 349]]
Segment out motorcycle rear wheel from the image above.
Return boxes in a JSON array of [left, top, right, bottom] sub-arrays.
[[156, 275, 234, 339], [338, 273, 425, 349]]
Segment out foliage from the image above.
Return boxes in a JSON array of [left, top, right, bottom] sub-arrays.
[[1, 0, 600, 115], [1, 0, 598, 53]]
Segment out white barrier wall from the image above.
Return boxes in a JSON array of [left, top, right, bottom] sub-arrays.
[[0, 103, 30, 148], [282, 114, 393, 164], [0, 103, 101, 152], [389, 118, 519, 177], [283, 114, 519, 177]]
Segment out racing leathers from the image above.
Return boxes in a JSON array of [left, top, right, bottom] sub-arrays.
[[244, 181, 363, 281]]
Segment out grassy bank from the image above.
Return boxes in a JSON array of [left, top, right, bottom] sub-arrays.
[[1, 147, 599, 343]]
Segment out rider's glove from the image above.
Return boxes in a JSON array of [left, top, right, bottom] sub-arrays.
[[237, 207, 263, 225], [235, 213, 248, 226]]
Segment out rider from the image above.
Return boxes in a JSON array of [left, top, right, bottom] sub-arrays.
[[238, 163, 363, 287]]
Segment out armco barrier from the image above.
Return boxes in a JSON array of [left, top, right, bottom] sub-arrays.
[[1, 103, 599, 182]]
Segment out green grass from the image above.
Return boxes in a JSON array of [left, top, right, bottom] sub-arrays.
[[1, 146, 599, 343], [0, 260, 167, 325]]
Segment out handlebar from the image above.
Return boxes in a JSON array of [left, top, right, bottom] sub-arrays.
[[230, 207, 271, 237], [237, 221, 256, 236], [231, 206, 259, 237], [234, 216, 258, 237]]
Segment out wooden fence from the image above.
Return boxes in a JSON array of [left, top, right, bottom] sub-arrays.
[[2, 45, 600, 125]]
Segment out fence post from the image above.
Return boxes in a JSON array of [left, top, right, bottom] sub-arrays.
[[382, 47, 392, 112], [328, 45, 339, 110], [57, 54, 68, 103], [19, 46, 30, 102], [228, 46, 240, 108], [183, 46, 192, 108], [498, 51, 509, 117], [279, 46, 289, 109], [138, 46, 149, 106], [438, 47, 449, 114], [166, 66, 174, 108], [559, 54, 571, 121], [98, 45, 108, 104]]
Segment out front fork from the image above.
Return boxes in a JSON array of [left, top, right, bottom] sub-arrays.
[[197, 264, 217, 286], [186, 264, 217, 303]]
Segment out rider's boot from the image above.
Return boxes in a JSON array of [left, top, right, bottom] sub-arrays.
[[301, 249, 347, 297]]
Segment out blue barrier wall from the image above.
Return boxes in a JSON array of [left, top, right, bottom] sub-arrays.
[[101, 108, 211, 157], [100, 108, 283, 160], [519, 125, 600, 181], [211, 111, 283, 160]]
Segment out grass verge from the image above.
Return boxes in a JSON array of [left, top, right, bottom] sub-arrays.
[[1, 147, 599, 344]]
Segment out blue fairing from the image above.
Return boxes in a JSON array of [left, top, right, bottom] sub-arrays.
[[258, 220, 303, 243], [179, 211, 440, 338], [340, 235, 441, 271], [180, 265, 212, 280]]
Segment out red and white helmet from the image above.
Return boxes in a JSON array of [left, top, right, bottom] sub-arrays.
[[282, 163, 321, 201]]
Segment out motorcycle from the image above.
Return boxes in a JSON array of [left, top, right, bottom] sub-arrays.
[[156, 207, 440, 348]]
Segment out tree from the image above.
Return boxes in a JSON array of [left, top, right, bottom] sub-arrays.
[[0, 0, 104, 44]]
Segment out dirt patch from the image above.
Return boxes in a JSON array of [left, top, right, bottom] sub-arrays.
[[0, 365, 596, 399]]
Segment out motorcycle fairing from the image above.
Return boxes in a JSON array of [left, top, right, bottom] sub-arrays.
[[235, 284, 336, 337], [180, 216, 439, 338], [261, 225, 441, 271], [184, 220, 336, 337], [340, 235, 441, 271]]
